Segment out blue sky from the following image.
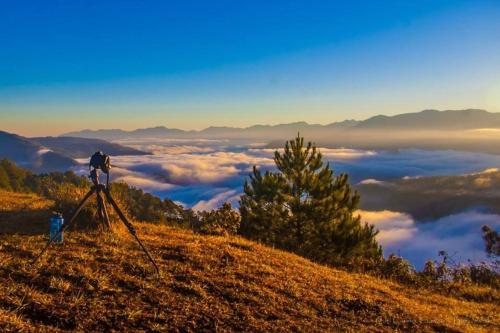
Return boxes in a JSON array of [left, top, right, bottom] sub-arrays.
[[1, 0, 499, 135]]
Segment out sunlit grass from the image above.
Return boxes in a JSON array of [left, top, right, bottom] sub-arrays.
[[0, 190, 498, 331]]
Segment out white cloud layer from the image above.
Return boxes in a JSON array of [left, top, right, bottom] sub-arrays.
[[191, 189, 240, 211], [36, 148, 52, 156], [361, 210, 500, 268], [114, 175, 175, 191], [248, 147, 376, 160], [359, 210, 417, 245], [357, 179, 394, 187], [111, 151, 274, 186]]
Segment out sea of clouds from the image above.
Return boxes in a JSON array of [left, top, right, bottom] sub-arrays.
[[361, 210, 500, 268], [78, 139, 500, 267]]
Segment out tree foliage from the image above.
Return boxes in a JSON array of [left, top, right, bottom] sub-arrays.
[[482, 225, 500, 258], [0, 159, 30, 191], [192, 203, 241, 236], [239, 135, 382, 266], [109, 182, 191, 227]]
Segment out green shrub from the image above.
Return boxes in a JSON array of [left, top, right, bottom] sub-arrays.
[[377, 254, 416, 283], [193, 203, 240, 236], [482, 225, 500, 257], [469, 262, 499, 288]]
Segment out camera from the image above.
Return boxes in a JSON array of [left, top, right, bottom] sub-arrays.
[[89, 151, 111, 173]]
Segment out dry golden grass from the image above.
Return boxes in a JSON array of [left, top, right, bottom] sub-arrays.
[[0, 190, 498, 332], [0, 190, 54, 235], [0, 190, 54, 212]]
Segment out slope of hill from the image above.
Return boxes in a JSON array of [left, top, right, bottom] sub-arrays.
[[0, 131, 150, 172], [0, 190, 54, 235], [0, 191, 498, 332], [32, 136, 150, 159], [0, 131, 78, 172]]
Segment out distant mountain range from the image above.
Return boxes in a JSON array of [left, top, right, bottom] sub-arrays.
[[353, 109, 500, 130], [62, 109, 499, 140], [0, 131, 149, 172], [62, 120, 359, 140]]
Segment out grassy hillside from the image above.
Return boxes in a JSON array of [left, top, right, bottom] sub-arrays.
[[0, 190, 54, 235], [0, 191, 498, 332]]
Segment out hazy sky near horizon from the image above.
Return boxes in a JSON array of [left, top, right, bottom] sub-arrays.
[[1, 1, 500, 136]]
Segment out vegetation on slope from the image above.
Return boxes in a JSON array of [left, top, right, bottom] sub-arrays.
[[1, 221, 499, 332], [0, 159, 190, 227]]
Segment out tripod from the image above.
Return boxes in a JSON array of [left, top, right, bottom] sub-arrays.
[[32, 168, 160, 275]]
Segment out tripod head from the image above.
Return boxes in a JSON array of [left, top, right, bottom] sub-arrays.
[[89, 151, 111, 187]]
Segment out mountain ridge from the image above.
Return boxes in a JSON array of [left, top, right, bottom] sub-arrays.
[[353, 108, 497, 130], [62, 109, 498, 140]]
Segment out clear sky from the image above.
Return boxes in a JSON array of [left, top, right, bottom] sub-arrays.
[[1, 0, 499, 136]]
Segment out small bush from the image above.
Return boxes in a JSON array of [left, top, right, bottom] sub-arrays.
[[192, 203, 240, 236], [482, 225, 500, 257], [352, 250, 499, 302], [469, 261, 499, 288], [377, 254, 416, 283], [421, 260, 438, 281]]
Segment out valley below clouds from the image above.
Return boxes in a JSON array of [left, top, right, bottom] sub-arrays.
[[78, 138, 500, 267]]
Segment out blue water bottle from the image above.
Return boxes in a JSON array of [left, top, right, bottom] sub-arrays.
[[50, 212, 64, 244]]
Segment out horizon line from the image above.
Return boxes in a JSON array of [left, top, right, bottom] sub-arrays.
[[59, 108, 489, 135]]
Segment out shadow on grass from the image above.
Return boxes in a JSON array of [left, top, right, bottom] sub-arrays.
[[0, 206, 109, 236], [0, 209, 52, 236]]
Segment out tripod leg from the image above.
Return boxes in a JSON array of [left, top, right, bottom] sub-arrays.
[[96, 190, 110, 230], [96, 192, 104, 223], [103, 188, 160, 275], [32, 187, 96, 265], [100, 193, 111, 229]]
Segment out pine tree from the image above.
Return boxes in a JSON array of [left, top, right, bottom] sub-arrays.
[[239, 134, 381, 266], [482, 225, 500, 257]]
